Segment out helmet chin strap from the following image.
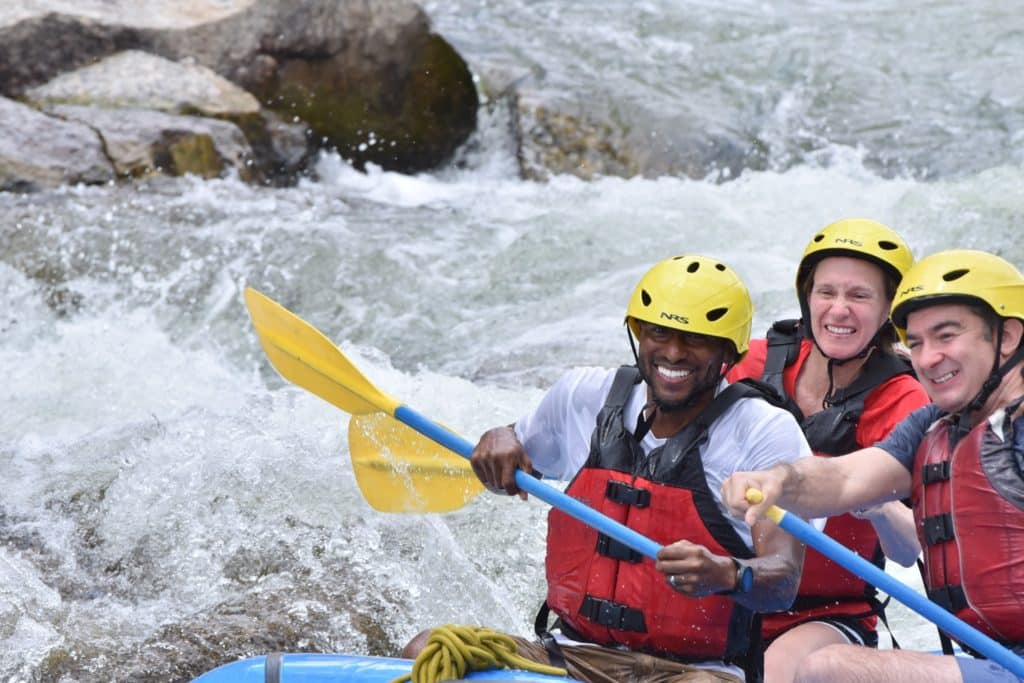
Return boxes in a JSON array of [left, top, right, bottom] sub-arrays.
[[627, 328, 657, 440], [962, 323, 1024, 417]]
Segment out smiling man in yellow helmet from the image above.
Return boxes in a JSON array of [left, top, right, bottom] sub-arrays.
[[405, 254, 811, 682], [722, 249, 1024, 683]]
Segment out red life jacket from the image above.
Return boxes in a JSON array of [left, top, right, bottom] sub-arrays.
[[747, 321, 912, 637], [545, 367, 758, 663], [911, 404, 1024, 646], [762, 513, 884, 638]]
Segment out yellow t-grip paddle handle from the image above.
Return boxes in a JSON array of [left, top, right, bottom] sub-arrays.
[[744, 488, 785, 524]]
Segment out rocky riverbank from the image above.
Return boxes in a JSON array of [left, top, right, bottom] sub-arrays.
[[0, 0, 478, 191]]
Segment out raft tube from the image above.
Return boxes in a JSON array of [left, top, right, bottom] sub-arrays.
[[192, 653, 576, 682]]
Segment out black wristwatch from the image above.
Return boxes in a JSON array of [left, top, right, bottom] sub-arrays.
[[725, 558, 753, 595]]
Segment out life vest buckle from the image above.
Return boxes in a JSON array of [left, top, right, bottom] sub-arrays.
[[922, 512, 955, 545], [595, 533, 643, 563], [927, 584, 967, 613], [605, 480, 651, 508], [579, 595, 647, 632], [922, 461, 952, 484]]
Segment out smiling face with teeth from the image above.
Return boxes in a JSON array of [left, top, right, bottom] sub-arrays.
[[904, 303, 999, 413], [806, 256, 891, 361], [635, 321, 732, 434]]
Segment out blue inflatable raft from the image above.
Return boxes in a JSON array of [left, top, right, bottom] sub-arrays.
[[193, 653, 576, 682]]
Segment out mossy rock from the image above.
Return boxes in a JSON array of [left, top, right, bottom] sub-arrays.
[[265, 34, 477, 173], [162, 133, 223, 178]]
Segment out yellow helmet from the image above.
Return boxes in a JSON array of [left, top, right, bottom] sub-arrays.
[[796, 218, 914, 297], [626, 255, 752, 356], [890, 249, 1024, 341]]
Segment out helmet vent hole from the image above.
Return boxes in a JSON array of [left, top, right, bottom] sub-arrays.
[[943, 269, 970, 282], [706, 307, 728, 322], [687, 261, 700, 273], [877, 240, 899, 251], [641, 290, 652, 306], [813, 234, 825, 243]]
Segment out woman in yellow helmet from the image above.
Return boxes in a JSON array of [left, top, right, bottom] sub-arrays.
[[726, 219, 931, 682]]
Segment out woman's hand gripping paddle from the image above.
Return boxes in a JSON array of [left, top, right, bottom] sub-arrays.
[[244, 287, 661, 559]]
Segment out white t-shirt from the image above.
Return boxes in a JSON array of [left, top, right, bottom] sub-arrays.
[[514, 366, 813, 549]]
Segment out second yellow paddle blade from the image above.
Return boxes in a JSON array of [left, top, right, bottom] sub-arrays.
[[348, 412, 485, 513]]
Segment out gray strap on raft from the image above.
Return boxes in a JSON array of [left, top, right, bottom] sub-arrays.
[[265, 652, 283, 683]]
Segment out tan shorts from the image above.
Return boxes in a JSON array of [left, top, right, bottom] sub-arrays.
[[509, 636, 743, 683]]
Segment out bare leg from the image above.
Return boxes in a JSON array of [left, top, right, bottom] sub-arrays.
[[399, 629, 432, 659], [794, 644, 963, 683], [764, 621, 851, 683]]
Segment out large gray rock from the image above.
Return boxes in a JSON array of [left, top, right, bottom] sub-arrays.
[[49, 104, 255, 180], [23, 49, 311, 184], [26, 50, 261, 117], [467, 53, 763, 182], [0, 97, 114, 192], [0, 0, 478, 175], [513, 92, 760, 181]]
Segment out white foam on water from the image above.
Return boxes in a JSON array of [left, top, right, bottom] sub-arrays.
[[2, 90, 1024, 677]]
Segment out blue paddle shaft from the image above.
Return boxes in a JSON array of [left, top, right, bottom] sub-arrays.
[[395, 405, 663, 561], [396, 407, 1024, 676], [775, 510, 1024, 677]]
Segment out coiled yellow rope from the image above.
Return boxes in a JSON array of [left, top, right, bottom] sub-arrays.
[[389, 624, 569, 683]]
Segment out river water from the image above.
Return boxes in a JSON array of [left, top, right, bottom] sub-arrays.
[[2, 2, 1023, 681]]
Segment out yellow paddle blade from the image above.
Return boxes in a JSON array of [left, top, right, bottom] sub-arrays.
[[349, 412, 484, 513], [244, 287, 400, 416]]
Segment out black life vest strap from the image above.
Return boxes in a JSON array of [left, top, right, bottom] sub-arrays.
[[918, 556, 959, 657], [761, 319, 807, 423], [606, 365, 643, 411], [729, 608, 763, 683], [826, 351, 914, 405], [763, 319, 802, 387], [634, 405, 655, 441], [924, 584, 980, 659], [666, 379, 775, 561], [578, 595, 647, 632], [873, 595, 901, 650], [532, 602, 568, 671]]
